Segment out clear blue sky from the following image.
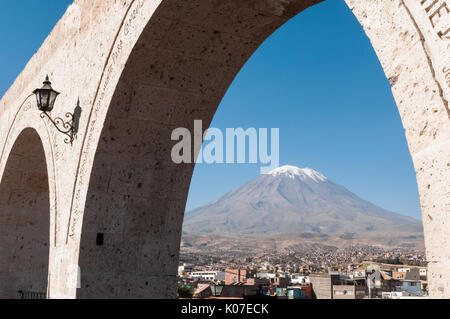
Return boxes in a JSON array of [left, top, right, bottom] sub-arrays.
[[0, 0, 422, 220]]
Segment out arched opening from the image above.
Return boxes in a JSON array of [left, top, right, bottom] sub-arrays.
[[0, 128, 50, 298], [179, 1, 427, 300], [76, 0, 440, 298]]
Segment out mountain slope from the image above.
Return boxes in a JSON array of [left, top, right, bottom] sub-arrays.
[[183, 165, 422, 238]]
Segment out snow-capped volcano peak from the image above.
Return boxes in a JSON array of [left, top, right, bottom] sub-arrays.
[[269, 165, 327, 182], [184, 164, 422, 238]]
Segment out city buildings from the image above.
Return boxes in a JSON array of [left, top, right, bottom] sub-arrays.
[[178, 262, 429, 299]]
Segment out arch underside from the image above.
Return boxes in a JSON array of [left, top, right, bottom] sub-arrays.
[[72, 0, 448, 298], [78, 0, 326, 298], [0, 128, 50, 298]]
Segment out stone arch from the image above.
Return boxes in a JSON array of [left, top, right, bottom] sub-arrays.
[[0, 128, 51, 298], [73, 0, 450, 298]]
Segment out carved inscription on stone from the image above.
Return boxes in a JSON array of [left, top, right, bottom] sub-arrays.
[[444, 66, 450, 85], [420, 0, 450, 39]]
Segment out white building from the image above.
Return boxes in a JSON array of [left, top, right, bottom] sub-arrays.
[[419, 268, 427, 278], [190, 271, 225, 282], [397, 267, 411, 273], [290, 274, 310, 285], [178, 263, 193, 276], [257, 273, 277, 279], [382, 291, 428, 299]]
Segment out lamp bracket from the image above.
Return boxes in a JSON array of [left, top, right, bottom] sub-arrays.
[[40, 111, 74, 145]]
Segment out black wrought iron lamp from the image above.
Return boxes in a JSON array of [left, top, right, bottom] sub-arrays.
[[33, 76, 74, 145]]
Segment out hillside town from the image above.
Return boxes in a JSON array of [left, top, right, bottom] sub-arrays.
[[178, 263, 428, 299], [178, 244, 428, 299], [180, 242, 426, 273]]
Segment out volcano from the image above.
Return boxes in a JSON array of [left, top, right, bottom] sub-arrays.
[[183, 165, 422, 239]]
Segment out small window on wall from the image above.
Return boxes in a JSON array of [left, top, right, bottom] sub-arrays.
[[96, 233, 104, 246]]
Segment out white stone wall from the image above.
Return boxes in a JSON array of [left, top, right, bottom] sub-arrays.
[[0, 0, 448, 298]]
